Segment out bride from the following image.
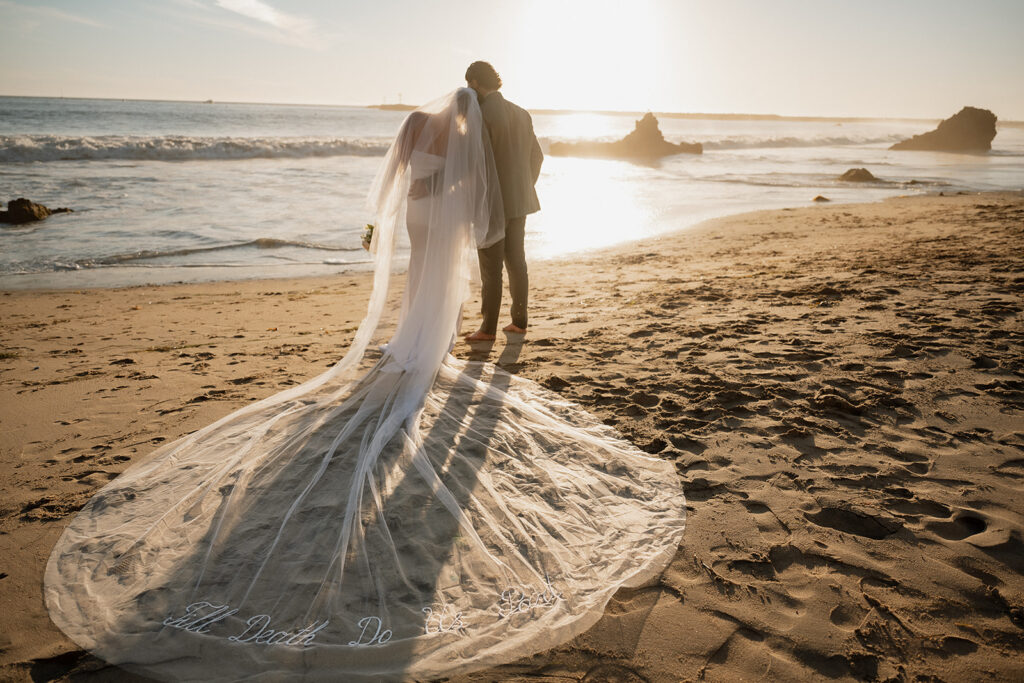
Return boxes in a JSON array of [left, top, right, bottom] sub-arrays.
[[44, 88, 686, 681]]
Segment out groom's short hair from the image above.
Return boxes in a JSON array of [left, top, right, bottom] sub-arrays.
[[465, 61, 502, 90]]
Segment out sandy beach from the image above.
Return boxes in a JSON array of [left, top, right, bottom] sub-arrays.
[[2, 191, 1022, 681]]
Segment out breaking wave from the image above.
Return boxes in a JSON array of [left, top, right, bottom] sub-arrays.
[[3, 238, 365, 274], [0, 135, 390, 162], [699, 134, 907, 150], [83, 238, 356, 265], [538, 133, 908, 152]]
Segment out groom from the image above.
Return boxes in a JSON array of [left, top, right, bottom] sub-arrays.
[[464, 61, 544, 342]]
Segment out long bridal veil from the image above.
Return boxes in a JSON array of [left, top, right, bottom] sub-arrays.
[[44, 88, 686, 681]]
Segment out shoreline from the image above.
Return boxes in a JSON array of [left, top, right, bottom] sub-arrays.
[[0, 191, 952, 294], [2, 191, 1022, 681]]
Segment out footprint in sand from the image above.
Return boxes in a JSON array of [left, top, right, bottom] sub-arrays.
[[804, 506, 901, 540], [883, 497, 953, 520], [581, 663, 646, 683], [925, 511, 987, 541], [930, 636, 981, 658], [67, 470, 117, 486], [878, 445, 932, 475], [993, 458, 1024, 480], [742, 500, 791, 544], [828, 601, 869, 632], [631, 391, 660, 408]]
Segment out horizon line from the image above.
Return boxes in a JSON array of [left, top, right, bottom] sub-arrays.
[[1, 93, 1020, 125]]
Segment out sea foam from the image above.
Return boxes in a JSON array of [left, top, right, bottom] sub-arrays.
[[0, 135, 390, 162]]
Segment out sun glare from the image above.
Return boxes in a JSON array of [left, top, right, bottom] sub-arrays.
[[528, 157, 654, 259], [510, 0, 664, 112], [545, 113, 620, 140]]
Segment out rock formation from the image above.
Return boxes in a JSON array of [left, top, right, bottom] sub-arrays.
[[550, 113, 702, 159], [0, 198, 72, 225], [890, 107, 997, 152], [839, 168, 879, 182]]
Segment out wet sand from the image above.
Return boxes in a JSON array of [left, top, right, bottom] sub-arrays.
[[1, 191, 1022, 681]]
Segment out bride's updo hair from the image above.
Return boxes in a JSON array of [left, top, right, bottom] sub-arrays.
[[465, 61, 502, 90], [455, 88, 473, 115], [454, 88, 475, 134]]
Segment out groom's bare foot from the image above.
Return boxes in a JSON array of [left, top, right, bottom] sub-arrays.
[[502, 324, 527, 334], [464, 330, 496, 342]]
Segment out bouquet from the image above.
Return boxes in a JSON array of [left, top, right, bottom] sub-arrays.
[[361, 223, 375, 251]]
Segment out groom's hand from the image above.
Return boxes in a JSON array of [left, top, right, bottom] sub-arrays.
[[409, 179, 430, 199]]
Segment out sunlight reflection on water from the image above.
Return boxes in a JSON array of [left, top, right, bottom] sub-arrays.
[[542, 113, 621, 142], [528, 157, 656, 259]]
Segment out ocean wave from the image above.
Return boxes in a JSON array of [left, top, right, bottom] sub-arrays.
[[85, 237, 358, 265], [539, 132, 907, 152], [0, 134, 390, 162], [702, 175, 948, 189], [5, 238, 366, 275], [0, 238, 364, 275], [699, 134, 906, 150]]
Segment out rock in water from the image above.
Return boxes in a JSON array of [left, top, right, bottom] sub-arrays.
[[614, 113, 703, 157], [839, 168, 878, 182], [550, 113, 702, 159], [0, 198, 72, 225], [890, 106, 997, 152]]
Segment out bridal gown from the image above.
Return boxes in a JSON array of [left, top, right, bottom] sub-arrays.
[[44, 89, 686, 682]]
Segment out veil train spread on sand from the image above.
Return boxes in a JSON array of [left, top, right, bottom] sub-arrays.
[[44, 89, 686, 681]]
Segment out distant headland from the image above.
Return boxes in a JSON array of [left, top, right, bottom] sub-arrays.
[[369, 104, 417, 112]]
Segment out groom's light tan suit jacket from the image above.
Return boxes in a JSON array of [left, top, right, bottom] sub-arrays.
[[480, 91, 543, 220]]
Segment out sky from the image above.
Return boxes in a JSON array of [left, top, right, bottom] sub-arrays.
[[1, 0, 1022, 119]]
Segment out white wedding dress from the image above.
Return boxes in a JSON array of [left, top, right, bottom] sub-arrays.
[[44, 89, 686, 682]]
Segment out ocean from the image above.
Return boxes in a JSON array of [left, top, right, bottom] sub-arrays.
[[2, 96, 1022, 290]]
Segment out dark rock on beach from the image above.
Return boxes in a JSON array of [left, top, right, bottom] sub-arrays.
[[890, 106, 997, 152], [550, 113, 702, 159], [839, 168, 879, 182], [0, 198, 72, 225]]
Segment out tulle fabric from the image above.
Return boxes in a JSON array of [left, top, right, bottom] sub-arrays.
[[44, 89, 686, 681]]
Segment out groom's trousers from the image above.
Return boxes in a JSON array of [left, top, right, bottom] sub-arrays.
[[478, 216, 528, 334]]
